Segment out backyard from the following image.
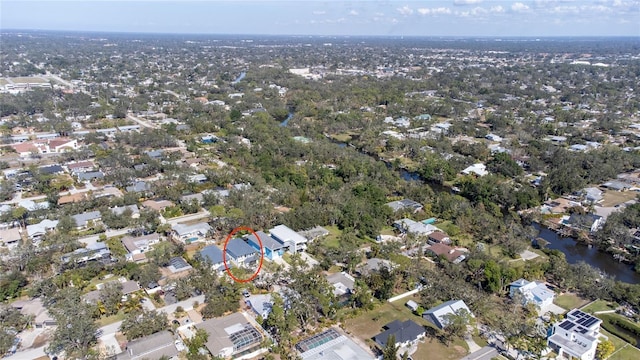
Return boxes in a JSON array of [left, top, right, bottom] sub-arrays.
[[554, 293, 590, 310]]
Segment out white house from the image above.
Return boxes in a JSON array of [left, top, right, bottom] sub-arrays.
[[548, 309, 602, 360], [423, 300, 473, 329], [462, 163, 488, 177], [26, 219, 58, 241], [171, 222, 211, 244], [269, 224, 307, 253], [121, 233, 161, 262], [509, 278, 555, 311]]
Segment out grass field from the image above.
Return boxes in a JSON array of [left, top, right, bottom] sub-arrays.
[[10, 76, 48, 83], [609, 342, 640, 360], [602, 329, 629, 352], [582, 300, 618, 314], [601, 190, 638, 207], [554, 293, 590, 310], [322, 225, 343, 248]]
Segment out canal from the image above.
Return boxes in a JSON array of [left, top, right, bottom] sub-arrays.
[[534, 224, 640, 284]]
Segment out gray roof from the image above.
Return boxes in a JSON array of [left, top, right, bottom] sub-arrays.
[[26, 219, 59, 238], [394, 218, 439, 235], [199, 245, 224, 265], [246, 231, 284, 251], [195, 312, 262, 357], [111, 204, 140, 216], [77, 171, 104, 181], [226, 238, 258, 260], [423, 300, 472, 329], [373, 320, 425, 347], [296, 328, 375, 360], [386, 199, 423, 212], [121, 233, 160, 252], [72, 211, 102, 227], [326, 272, 355, 297], [116, 330, 178, 360], [126, 181, 150, 193]]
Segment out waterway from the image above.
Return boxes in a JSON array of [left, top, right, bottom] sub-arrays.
[[231, 71, 246, 84], [534, 224, 640, 284], [280, 111, 293, 127]]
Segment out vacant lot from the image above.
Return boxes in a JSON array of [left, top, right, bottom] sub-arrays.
[[601, 190, 638, 207]]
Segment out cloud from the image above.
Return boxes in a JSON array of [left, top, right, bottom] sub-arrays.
[[511, 2, 531, 12], [418, 7, 452, 15], [453, 0, 483, 5], [397, 5, 414, 15], [349, 10, 359, 16], [490, 5, 505, 13], [312, 10, 326, 15]]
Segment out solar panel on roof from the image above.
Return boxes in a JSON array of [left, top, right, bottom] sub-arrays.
[[584, 318, 598, 328], [559, 320, 575, 330]]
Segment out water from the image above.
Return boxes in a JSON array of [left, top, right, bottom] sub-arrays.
[[280, 111, 293, 127], [534, 223, 640, 284], [231, 71, 246, 84]]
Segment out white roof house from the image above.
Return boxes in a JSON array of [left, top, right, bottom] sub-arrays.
[[461, 163, 488, 177], [26, 219, 59, 240], [548, 309, 602, 360], [423, 300, 473, 329], [269, 224, 307, 253], [393, 218, 440, 237], [509, 278, 555, 311], [172, 222, 211, 244]]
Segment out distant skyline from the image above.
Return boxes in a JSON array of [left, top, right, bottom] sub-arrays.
[[1, 1, 639, 37]]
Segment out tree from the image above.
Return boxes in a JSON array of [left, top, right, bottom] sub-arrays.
[[441, 308, 472, 344], [382, 334, 398, 360], [99, 281, 123, 316], [185, 328, 209, 360], [46, 288, 98, 358], [119, 309, 168, 340], [596, 339, 615, 360]]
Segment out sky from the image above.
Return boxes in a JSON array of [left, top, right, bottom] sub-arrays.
[[1, 0, 639, 37]]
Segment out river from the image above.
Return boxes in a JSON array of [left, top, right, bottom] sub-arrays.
[[534, 224, 640, 284], [231, 71, 246, 84], [280, 111, 294, 127]]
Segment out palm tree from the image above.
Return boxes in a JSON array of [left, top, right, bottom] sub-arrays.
[[122, 295, 142, 314]]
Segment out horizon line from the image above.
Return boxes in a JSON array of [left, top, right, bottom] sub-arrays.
[[2, 28, 639, 39]]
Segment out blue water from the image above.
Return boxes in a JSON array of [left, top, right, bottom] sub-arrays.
[[280, 112, 293, 127], [231, 71, 246, 84]]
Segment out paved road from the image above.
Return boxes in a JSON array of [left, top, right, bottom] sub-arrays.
[[1, 193, 47, 205], [12, 345, 47, 359], [126, 113, 158, 129], [460, 346, 498, 360]]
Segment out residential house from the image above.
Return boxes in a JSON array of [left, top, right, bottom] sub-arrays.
[[167, 257, 192, 274], [38, 164, 64, 175], [547, 309, 602, 360], [62, 242, 111, 265], [509, 278, 555, 311], [77, 171, 104, 182], [373, 320, 426, 348], [194, 312, 263, 358], [326, 272, 355, 300], [295, 328, 375, 360], [57, 193, 88, 205], [111, 204, 141, 219], [0, 226, 21, 247], [423, 300, 473, 329], [66, 160, 95, 174], [116, 330, 178, 360], [11, 298, 55, 328], [580, 187, 604, 204], [141, 199, 174, 212], [386, 199, 424, 213], [126, 181, 151, 193], [406, 300, 419, 312], [199, 245, 226, 273], [461, 163, 488, 177], [18, 199, 49, 211], [71, 210, 102, 230], [121, 233, 161, 263], [356, 258, 396, 276], [602, 180, 631, 191], [26, 219, 58, 241], [428, 231, 451, 245], [171, 222, 211, 244], [245, 294, 273, 319], [426, 243, 467, 263], [181, 193, 204, 204], [394, 218, 440, 237], [566, 213, 604, 233], [246, 230, 284, 260], [226, 238, 259, 267], [188, 174, 207, 183], [269, 224, 307, 253]]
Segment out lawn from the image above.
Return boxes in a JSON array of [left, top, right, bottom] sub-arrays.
[[601, 329, 629, 352], [601, 190, 638, 207], [554, 293, 590, 310], [609, 344, 640, 360], [412, 337, 468, 360], [322, 225, 343, 249], [343, 299, 469, 358], [96, 311, 126, 326], [582, 300, 618, 314]]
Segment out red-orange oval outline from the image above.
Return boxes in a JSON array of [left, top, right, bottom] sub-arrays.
[[222, 226, 264, 283]]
